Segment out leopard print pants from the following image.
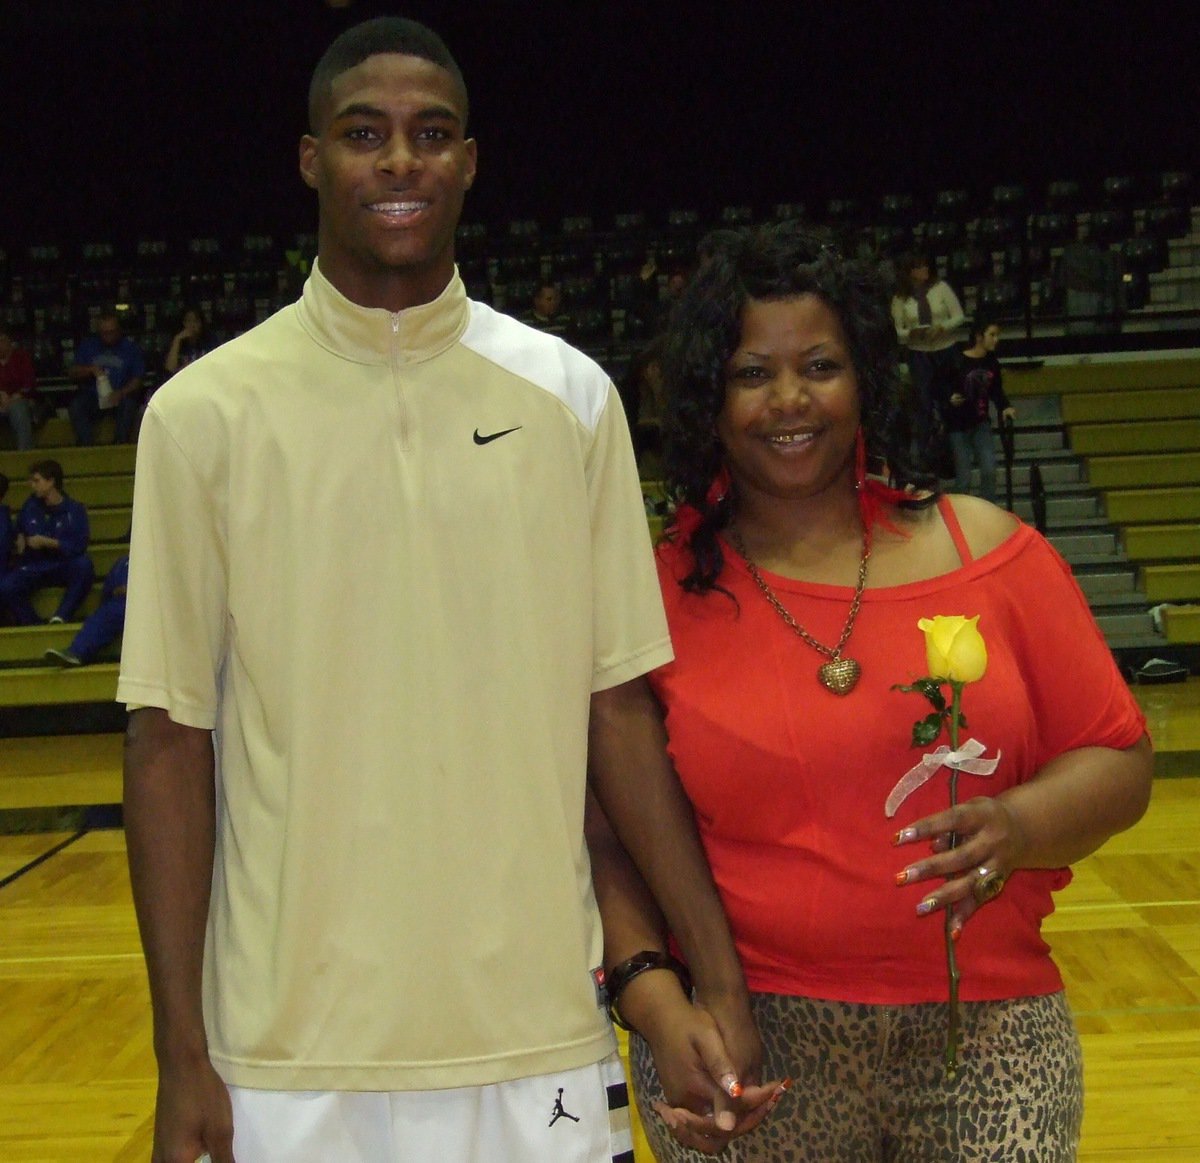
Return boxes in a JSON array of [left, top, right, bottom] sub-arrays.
[[630, 991, 1083, 1162]]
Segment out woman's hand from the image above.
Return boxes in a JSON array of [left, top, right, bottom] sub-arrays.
[[893, 793, 1028, 937], [623, 970, 787, 1154]]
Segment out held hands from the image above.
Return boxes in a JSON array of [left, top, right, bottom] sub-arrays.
[[625, 971, 788, 1154], [893, 793, 1027, 938]]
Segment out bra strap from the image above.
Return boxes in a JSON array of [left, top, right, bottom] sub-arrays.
[[938, 494, 974, 565]]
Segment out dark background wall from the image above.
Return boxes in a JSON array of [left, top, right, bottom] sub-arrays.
[[3, 0, 1196, 244]]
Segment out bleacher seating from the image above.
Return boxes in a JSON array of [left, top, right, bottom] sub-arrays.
[[0, 438, 131, 713], [1044, 359, 1200, 646], [0, 171, 1197, 750]]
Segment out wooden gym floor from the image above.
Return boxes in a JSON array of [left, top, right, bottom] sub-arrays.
[[1, 680, 1198, 1161]]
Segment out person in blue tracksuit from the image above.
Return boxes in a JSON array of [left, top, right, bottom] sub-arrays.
[[45, 553, 128, 666], [0, 473, 13, 576], [0, 458, 94, 625]]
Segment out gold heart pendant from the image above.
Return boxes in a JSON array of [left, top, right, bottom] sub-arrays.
[[818, 658, 861, 695]]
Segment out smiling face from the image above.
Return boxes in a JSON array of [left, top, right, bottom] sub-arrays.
[[717, 294, 861, 507], [299, 52, 477, 311]]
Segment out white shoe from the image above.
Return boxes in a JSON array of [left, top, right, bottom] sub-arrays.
[[48, 616, 65, 624], [44, 648, 83, 667]]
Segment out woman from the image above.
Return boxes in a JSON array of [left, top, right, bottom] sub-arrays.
[[938, 316, 1016, 503], [891, 252, 964, 459], [601, 221, 1152, 1161], [162, 306, 210, 378]]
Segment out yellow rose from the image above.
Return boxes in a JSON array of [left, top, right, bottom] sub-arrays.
[[917, 615, 988, 683]]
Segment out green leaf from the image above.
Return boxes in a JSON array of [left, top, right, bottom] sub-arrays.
[[914, 679, 947, 711], [893, 677, 947, 714], [912, 714, 945, 747]]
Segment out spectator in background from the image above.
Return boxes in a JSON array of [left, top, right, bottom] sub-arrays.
[[0, 473, 12, 574], [520, 280, 573, 337], [68, 311, 146, 445], [147, 307, 213, 410], [626, 253, 689, 340], [891, 252, 965, 459], [1056, 237, 1120, 336], [0, 459, 93, 625], [937, 317, 1016, 502], [621, 335, 668, 474], [45, 553, 128, 667], [162, 307, 212, 378], [0, 326, 39, 451]]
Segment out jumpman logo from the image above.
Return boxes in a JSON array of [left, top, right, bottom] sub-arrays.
[[548, 1087, 580, 1127]]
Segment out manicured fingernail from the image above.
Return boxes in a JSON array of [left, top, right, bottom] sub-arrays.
[[767, 1078, 793, 1110], [950, 917, 963, 942], [895, 866, 917, 886], [716, 1110, 736, 1131], [894, 826, 917, 845], [916, 898, 936, 915], [653, 1103, 677, 1129], [720, 1073, 742, 1098]]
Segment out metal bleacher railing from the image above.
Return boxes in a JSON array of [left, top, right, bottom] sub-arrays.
[[2, 171, 1197, 404]]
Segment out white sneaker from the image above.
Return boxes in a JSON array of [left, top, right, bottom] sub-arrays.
[[48, 616, 65, 624], [44, 648, 83, 668]]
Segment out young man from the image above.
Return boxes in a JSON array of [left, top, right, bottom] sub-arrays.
[[0, 459, 94, 625], [120, 18, 767, 1163], [937, 317, 1016, 502], [68, 310, 146, 444]]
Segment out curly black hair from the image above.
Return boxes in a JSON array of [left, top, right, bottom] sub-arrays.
[[661, 219, 937, 593]]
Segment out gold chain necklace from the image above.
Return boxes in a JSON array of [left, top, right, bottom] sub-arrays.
[[728, 526, 871, 695]]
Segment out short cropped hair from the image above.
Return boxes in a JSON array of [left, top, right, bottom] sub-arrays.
[[30, 459, 64, 491], [0, 472, 9, 501], [308, 17, 468, 132]]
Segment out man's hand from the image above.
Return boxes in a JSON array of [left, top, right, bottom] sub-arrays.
[[152, 1053, 236, 1163], [25, 534, 53, 550], [624, 971, 786, 1154]]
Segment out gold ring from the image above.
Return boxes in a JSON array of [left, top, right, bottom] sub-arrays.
[[972, 866, 1007, 905]]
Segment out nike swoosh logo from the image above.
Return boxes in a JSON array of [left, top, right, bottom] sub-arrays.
[[473, 426, 522, 445]]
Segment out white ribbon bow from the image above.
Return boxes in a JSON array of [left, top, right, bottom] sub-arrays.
[[885, 738, 1002, 818]]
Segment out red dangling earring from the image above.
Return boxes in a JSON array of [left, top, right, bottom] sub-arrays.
[[856, 426, 908, 535], [706, 464, 732, 508]]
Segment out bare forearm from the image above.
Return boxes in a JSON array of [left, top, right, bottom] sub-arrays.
[[998, 736, 1153, 869], [586, 788, 668, 965], [124, 707, 217, 1064], [587, 679, 745, 999]]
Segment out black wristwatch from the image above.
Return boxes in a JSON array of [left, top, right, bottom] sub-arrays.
[[604, 950, 694, 1032]]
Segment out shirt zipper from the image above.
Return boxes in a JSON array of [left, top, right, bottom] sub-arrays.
[[390, 312, 410, 451]]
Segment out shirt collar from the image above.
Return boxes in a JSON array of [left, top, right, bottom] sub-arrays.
[[296, 259, 470, 366]]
